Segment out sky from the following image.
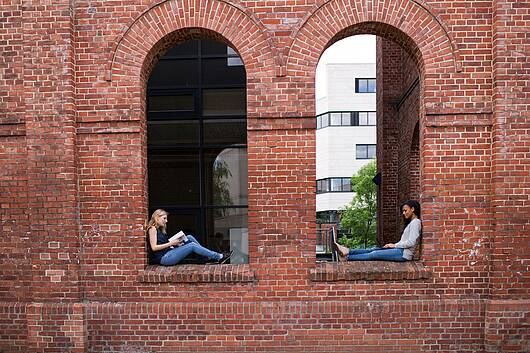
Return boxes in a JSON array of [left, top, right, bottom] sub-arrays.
[[316, 35, 376, 98]]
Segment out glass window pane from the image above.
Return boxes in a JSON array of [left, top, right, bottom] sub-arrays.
[[202, 58, 246, 85], [368, 79, 376, 92], [330, 113, 341, 125], [316, 116, 322, 129], [227, 56, 243, 66], [368, 145, 377, 158], [368, 112, 376, 125], [357, 79, 367, 93], [204, 148, 248, 206], [148, 152, 200, 206], [341, 113, 351, 126], [341, 178, 351, 192], [203, 119, 246, 145], [331, 178, 342, 191], [205, 208, 248, 263], [148, 94, 195, 112], [203, 88, 246, 116], [165, 40, 198, 56], [322, 179, 330, 192], [321, 114, 329, 127], [359, 112, 368, 126], [201, 39, 229, 55], [148, 120, 199, 146], [148, 59, 198, 87], [164, 211, 200, 241], [356, 145, 367, 159]]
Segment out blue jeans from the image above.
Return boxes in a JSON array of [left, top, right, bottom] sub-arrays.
[[160, 235, 221, 266], [347, 247, 407, 262]]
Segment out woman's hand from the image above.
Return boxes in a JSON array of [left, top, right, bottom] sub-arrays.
[[168, 238, 181, 247], [383, 243, 396, 248]]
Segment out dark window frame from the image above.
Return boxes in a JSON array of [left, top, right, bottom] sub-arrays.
[[316, 177, 352, 194], [316, 111, 376, 129], [356, 144, 377, 159], [147, 39, 248, 255], [354, 78, 376, 93]]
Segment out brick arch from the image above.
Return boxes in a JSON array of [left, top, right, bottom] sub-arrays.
[[106, 0, 278, 83], [287, 0, 460, 78]]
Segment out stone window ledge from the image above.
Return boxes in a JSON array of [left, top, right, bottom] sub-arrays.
[[311, 261, 431, 282], [139, 264, 256, 283]]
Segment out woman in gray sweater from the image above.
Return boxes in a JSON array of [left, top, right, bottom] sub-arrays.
[[334, 200, 421, 262]]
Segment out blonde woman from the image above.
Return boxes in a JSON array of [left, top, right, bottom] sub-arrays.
[[146, 209, 229, 265]]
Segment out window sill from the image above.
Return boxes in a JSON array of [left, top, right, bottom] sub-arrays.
[[311, 261, 432, 282], [139, 264, 256, 283]]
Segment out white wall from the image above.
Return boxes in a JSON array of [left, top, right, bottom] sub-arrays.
[[316, 63, 376, 214]]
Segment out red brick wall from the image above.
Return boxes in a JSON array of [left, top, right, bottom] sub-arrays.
[[486, 0, 530, 351], [0, 1, 528, 352]]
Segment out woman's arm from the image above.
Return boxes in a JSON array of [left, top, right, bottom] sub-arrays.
[[394, 219, 422, 249], [148, 227, 178, 252]]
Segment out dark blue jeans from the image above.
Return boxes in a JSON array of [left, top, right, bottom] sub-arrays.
[[347, 247, 407, 262]]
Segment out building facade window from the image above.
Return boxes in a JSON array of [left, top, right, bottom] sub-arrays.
[[316, 177, 352, 193], [147, 39, 248, 263], [356, 144, 376, 159], [316, 111, 376, 129], [355, 78, 376, 93]]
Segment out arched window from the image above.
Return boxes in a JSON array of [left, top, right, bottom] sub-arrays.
[[147, 38, 248, 263]]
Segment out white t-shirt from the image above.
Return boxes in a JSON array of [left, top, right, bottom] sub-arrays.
[[394, 218, 422, 260]]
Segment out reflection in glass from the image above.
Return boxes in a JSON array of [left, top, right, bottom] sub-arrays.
[[206, 208, 248, 263], [148, 120, 199, 146], [205, 148, 248, 206]]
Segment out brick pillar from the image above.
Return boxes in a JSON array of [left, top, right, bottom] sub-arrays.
[[24, 1, 80, 302], [486, 1, 530, 351], [376, 38, 402, 244]]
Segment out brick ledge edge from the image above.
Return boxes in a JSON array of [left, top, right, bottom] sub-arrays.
[[311, 261, 432, 282], [139, 264, 256, 283]]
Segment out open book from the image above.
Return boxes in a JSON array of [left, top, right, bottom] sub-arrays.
[[168, 230, 188, 243]]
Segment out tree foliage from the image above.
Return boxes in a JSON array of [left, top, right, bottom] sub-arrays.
[[339, 160, 377, 248]]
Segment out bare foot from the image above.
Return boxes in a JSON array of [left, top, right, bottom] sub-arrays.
[[333, 241, 349, 258]]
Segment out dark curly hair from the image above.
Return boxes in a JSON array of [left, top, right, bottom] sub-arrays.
[[401, 199, 421, 226]]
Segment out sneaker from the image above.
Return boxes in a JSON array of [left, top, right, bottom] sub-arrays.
[[219, 250, 233, 264]]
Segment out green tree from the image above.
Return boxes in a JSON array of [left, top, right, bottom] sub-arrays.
[[339, 160, 377, 248]]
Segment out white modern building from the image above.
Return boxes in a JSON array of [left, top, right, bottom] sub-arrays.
[[316, 62, 376, 222]]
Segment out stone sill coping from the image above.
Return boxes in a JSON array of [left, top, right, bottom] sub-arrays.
[[139, 264, 256, 283], [311, 261, 432, 282], [139, 261, 431, 284]]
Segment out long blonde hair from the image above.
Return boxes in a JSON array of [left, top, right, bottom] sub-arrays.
[[145, 209, 168, 235]]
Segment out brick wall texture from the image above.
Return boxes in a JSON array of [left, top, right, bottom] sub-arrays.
[[1, 0, 529, 352]]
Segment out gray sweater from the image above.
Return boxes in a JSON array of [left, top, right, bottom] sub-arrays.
[[394, 218, 422, 260]]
